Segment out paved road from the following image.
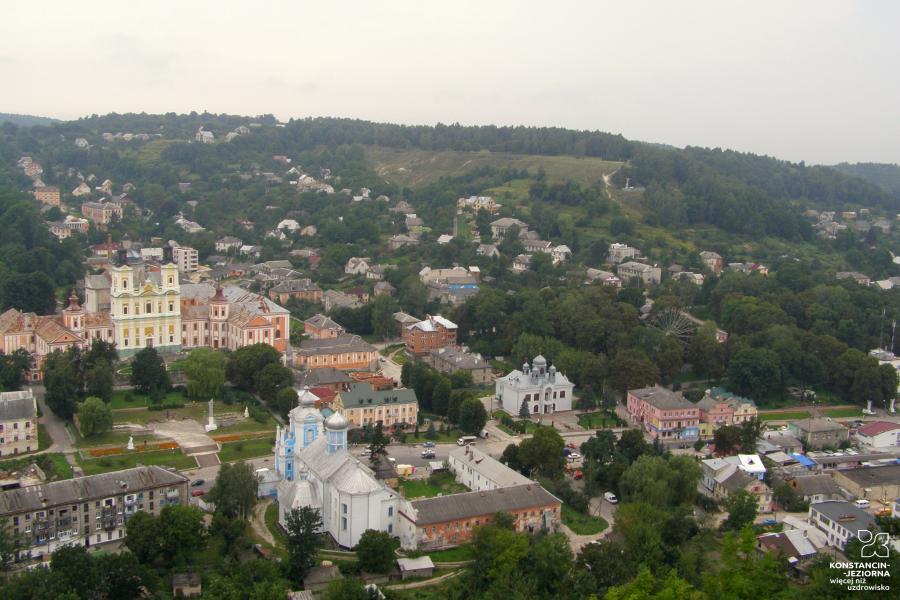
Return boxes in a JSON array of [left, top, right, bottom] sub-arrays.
[[31, 385, 81, 472]]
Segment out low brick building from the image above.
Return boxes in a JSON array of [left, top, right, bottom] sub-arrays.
[[399, 484, 561, 551], [427, 346, 492, 385], [295, 334, 378, 371], [304, 314, 345, 339], [403, 315, 457, 356], [267, 279, 322, 305], [34, 186, 61, 207], [788, 418, 849, 450]]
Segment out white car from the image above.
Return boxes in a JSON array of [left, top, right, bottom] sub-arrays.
[[567, 453, 581, 461], [604, 492, 618, 504], [854, 499, 870, 509]]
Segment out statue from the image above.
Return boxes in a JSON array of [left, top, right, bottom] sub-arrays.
[[126, 435, 135, 450], [244, 405, 250, 419], [205, 398, 218, 432]]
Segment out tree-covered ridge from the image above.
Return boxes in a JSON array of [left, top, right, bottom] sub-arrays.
[[831, 161, 900, 197], [0, 113, 60, 127]]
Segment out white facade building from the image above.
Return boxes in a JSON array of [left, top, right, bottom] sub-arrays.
[[495, 355, 574, 415], [448, 445, 532, 492], [274, 395, 402, 548]]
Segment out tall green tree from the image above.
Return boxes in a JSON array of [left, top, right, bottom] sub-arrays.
[[431, 377, 451, 416], [182, 347, 227, 399], [284, 507, 323, 584], [608, 349, 660, 394], [42, 350, 79, 419], [85, 358, 114, 401], [208, 462, 259, 520], [227, 343, 281, 391], [354, 529, 395, 574], [518, 426, 566, 478], [77, 396, 113, 437], [721, 490, 758, 531], [458, 397, 488, 435], [130, 346, 171, 398], [370, 294, 400, 340]]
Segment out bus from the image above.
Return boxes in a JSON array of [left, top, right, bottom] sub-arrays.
[[457, 435, 477, 446]]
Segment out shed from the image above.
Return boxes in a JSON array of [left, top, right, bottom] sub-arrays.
[[172, 573, 202, 598], [397, 556, 435, 580], [303, 562, 343, 594]]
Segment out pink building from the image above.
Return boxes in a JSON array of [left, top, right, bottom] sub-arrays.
[[626, 386, 700, 444]]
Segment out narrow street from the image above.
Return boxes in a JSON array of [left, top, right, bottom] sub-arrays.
[[31, 385, 80, 472]]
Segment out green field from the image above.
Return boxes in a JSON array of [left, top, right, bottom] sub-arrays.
[[218, 437, 275, 463], [398, 472, 469, 499], [577, 410, 625, 429], [74, 429, 158, 449], [821, 407, 864, 419], [0, 453, 73, 480], [77, 449, 197, 475], [759, 411, 809, 421], [561, 505, 608, 535], [424, 544, 474, 563], [112, 399, 235, 425], [109, 390, 189, 409], [365, 146, 622, 188]]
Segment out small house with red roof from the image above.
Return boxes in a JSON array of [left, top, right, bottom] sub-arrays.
[[855, 421, 900, 449]]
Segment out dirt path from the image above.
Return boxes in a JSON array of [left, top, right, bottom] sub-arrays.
[[386, 569, 463, 590], [251, 498, 275, 547]]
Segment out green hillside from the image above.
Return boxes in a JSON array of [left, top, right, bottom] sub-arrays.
[[365, 145, 622, 187], [0, 112, 60, 127], [831, 162, 900, 197]]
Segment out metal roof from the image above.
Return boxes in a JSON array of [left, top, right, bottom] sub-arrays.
[[409, 484, 559, 525]]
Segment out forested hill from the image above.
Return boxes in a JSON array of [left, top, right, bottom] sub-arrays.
[[0, 112, 60, 127], [831, 162, 900, 197], [2, 112, 896, 242]]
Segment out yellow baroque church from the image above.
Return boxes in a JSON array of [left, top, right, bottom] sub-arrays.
[[108, 261, 181, 356]]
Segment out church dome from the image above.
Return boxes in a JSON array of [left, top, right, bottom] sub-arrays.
[[298, 386, 319, 407], [532, 355, 547, 367], [325, 412, 349, 431]]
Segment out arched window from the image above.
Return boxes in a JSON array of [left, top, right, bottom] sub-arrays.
[[123, 305, 128, 315]]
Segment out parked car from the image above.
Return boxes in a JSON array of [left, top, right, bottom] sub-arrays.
[[421, 450, 436, 459], [359, 449, 372, 457], [573, 470, 583, 480], [761, 518, 777, 526], [190, 479, 205, 487], [875, 507, 892, 517], [423, 441, 436, 448], [604, 492, 618, 504], [563, 448, 572, 456], [854, 499, 870, 509], [567, 453, 581, 461], [191, 489, 205, 497]]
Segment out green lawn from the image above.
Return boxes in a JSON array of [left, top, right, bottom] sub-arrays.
[[398, 472, 468, 499], [75, 429, 158, 449], [112, 399, 234, 425], [109, 390, 190, 409], [214, 416, 277, 434], [561, 505, 608, 535], [264, 502, 287, 552], [577, 411, 625, 429], [406, 428, 465, 444], [424, 544, 474, 562], [821, 407, 864, 419], [759, 411, 809, 421], [77, 449, 197, 475], [218, 437, 275, 463], [38, 423, 52, 450]]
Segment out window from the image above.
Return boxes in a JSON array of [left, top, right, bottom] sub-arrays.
[[123, 305, 128, 315], [341, 517, 347, 530], [146, 303, 152, 313], [342, 503, 347, 514], [388, 506, 393, 517]]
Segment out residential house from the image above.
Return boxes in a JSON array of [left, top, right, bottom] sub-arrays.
[[174, 215, 205, 234], [294, 367, 354, 392], [393, 312, 420, 329], [617, 261, 662, 286], [788, 419, 849, 450], [405, 214, 425, 231], [457, 195, 501, 214], [585, 268, 622, 287], [81, 200, 123, 228], [344, 257, 371, 276], [701, 458, 773, 512], [366, 264, 396, 281], [373, 281, 395, 297], [835, 271, 871, 286], [295, 335, 378, 371], [755, 531, 817, 565], [72, 182, 91, 197], [195, 128, 214, 144], [695, 387, 758, 439], [807, 501, 877, 550], [699, 251, 724, 275], [0, 390, 38, 457], [47, 216, 89, 240], [74, 137, 89, 149], [277, 219, 301, 233], [268, 279, 323, 305], [304, 314, 345, 339], [397, 557, 434, 580], [448, 445, 532, 492], [512, 254, 532, 273], [403, 315, 458, 356], [300, 225, 317, 237], [323, 290, 363, 312], [786, 475, 845, 504], [490, 217, 528, 239], [388, 234, 420, 250], [240, 245, 262, 259], [551, 245, 572, 265], [33, 186, 60, 207], [627, 386, 700, 442], [338, 383, 418, 428], [437, 234, 454, 245], [172, 573, 202, 598], [831, 464, 900, 502], [495, 356, 574, 415], [608, 243, 639, 264], [215, 236, 243, 253], [390, 200, 414, 214], [761, 430, 803, 455], [855, 421, 900, 449], [0, 466, 188, 561], [522, 239, 552, 254], [398, 484, 561, 551], [476, 244, 500, 258], [427, 346, 493, 385]]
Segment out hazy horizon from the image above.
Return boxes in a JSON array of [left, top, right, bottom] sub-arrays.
[[2, 1, 898, 165]]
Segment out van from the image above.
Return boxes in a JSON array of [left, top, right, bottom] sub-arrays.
[[457, 436, 477, 446], [604, 492, 618, 504], [854, 499, 870, 509]]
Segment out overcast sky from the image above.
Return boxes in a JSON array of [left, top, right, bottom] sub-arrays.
[[2, 1, 898, 164]]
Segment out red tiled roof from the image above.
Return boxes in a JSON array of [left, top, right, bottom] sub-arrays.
[[857, 421, 900, 437]]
